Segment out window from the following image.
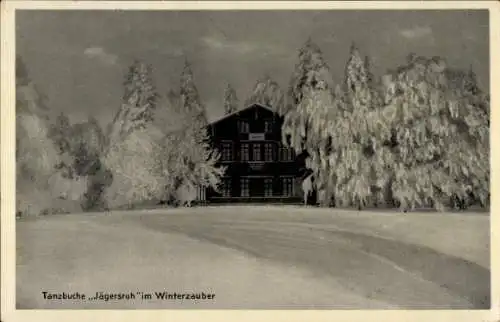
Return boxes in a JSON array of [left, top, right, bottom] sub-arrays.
[[282, 177, 294, 196], [264, 120, 273, 133], [264, 143, 274, 161], [222, 178, 231, 197], [220, 142, 232, 161], [252, 143, 261, 161], [280, 146, 294, 162], [239, 121, 249, 133], [264, 178, 273, 197], [241, 143, 249, 161], [241, 178, 249, 197]]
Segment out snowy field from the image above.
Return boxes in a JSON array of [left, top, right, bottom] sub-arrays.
[[16, 206, 490, 309]]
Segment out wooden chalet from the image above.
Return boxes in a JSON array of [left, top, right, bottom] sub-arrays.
[[204, 103, 308, 203]]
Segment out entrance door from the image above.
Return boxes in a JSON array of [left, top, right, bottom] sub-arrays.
[[247, 177, 274, 198], [249, 177, 264, 197]]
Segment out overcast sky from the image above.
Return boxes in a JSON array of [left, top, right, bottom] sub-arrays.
[[16, 10, 489, 126]]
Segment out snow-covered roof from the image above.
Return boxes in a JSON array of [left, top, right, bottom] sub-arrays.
[[208, 103, 275, 126]]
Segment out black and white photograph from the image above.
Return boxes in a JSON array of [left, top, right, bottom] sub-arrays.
[[1, 0, 497, 319]]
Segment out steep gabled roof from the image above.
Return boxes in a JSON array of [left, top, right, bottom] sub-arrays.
[[208, 103, 275, 126]]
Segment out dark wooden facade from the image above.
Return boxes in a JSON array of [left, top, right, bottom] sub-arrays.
[[206, 103, 306, 203]]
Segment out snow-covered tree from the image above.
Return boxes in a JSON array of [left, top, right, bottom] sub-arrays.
[[282, 38, 334, 153], [46, 113, 112, 211], [103, 125, 165, 209], [159, 119, 225, 203], [180, 59, 208, 125], [103, 60, 163, 209], [375, 55, 489, 211], [303, 45, 382, 209], [223, 82, 239, 115], [107, 60, 158, 148], [444, 67, 490, 208], [245, 74, 284, 110], [284, 38, 334, 113], [335, 45, 382, 209], [298, 84, 340, 207], [157, 62, 225, 203], [16, 57, 85, 216]]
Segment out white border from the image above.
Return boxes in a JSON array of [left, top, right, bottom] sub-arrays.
[[1, 2, 499, 322]]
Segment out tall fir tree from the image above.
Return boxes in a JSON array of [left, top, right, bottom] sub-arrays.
[[103, 60, 163, 209], [223, 82, 239, 115], [287, 38, 333, 108], [305, 45, 381, 209], [298, 83, 340, 207], [302, 45, 385, 209], [180, 59, 207, 125], [108, 60, 158, 149], [282, 38, 334, 153], [338, 44, 381, 209], [155, 58, 225, 204]]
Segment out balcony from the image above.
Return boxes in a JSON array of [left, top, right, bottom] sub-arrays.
[[217, 140, 296, 165]]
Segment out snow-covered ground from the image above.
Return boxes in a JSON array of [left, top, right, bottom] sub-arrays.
[[16, 206, 490, 309]]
